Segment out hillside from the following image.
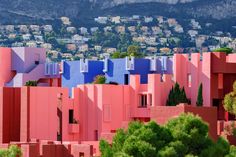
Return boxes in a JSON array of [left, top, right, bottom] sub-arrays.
[[0, 0, 235, 24]]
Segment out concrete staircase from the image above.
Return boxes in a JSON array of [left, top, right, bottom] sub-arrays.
[[6, 64, 45, 87]]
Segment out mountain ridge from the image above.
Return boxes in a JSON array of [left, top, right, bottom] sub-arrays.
[[0, 0, 235, 24]]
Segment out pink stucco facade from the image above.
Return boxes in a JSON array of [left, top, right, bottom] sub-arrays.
[[1, 48, 236, 156], [0, 48, 14, 87], [0, 47, 60, 87], [174, 52, 236, 120], [73, 74, 173, 141]]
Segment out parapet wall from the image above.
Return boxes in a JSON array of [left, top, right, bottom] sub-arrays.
[[150, 104, 218, 140], [0, 140, 94, 157]]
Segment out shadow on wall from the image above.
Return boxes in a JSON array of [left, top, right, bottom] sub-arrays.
[[106, 60, 114, 77], [63, 62, 71, 80], [12, 49, 25, 73]]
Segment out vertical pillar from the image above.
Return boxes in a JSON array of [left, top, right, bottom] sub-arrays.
[[20, 87, 30, 142]]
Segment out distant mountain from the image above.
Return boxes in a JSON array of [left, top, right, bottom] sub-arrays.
[[0, 0, 235, 24]]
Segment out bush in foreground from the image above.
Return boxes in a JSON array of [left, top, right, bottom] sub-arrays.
[[0, 145, 22, 157], [100, 113, 231, 157]]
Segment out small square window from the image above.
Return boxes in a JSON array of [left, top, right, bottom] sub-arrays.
[[69, 110, 74, 124]]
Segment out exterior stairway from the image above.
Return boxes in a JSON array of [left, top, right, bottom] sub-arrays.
[[6, 64, 45, 87]]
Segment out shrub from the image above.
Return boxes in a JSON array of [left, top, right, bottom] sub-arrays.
[[93, 75, 106, 84], [224, 81, 236, 115], [213, 47, 233, 55], [100, 114, 230, 157], [0, 145, 22, 157], [25, 80, 37, 86]]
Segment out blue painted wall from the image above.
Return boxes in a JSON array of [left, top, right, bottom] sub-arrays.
[[130, 59, 151, 84], [155, 57, 173, 74], [84, 60, 104, 83], [62, 60, 104, 95], [62, 57, 174, 95], [105, 59, 128, 84], [105, 57, 173, 84]]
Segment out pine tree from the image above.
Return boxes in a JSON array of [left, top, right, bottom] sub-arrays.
[[166, 83, 190, 106], [166, 87, 175, 106], [174, 83, 180, 105], [180, 87, 189, 104], [196, 83, 203, 106]]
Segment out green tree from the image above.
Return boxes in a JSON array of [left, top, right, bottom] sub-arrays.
[[120, 52, 128, 58], [0, 145, 22, 157], [166, 87, 175, 106], [226, 146, 236, 157], [196, 83, 203, 106], [166, 114, 212, 155], [166, 83, 190, 106], [100, 114, 230, 157], [166, 113, 231, 157], [111, 52, 128, 59], [47, 37, 59, 47], [213, 47, 233, 55], [224, 81, 236, 115], [127, 45, 143, 58], [111, 52, 121, 59], [99, 139, 113, 157], [93, 75, 106, 84]]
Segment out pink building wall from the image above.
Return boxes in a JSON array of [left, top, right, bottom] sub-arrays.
[[0, 48, 14, 86], [0, 47, 60, 87], [2, 51, 236, 156], [12, 47, 46, 73], [0, 141, 93, 157], [0, 87, 21, 143], [151, 104, 218, 140], [173, 52, 236, 108], [20, 87, 78, 142], [173, 53, 212, 106], [74, 74, 173, 141]]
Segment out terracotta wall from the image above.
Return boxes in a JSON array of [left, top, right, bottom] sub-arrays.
[[150, 104, 218, 140], [0, 87, 21, 143]]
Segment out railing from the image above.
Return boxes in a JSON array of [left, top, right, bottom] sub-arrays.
[[7, 62, 60, 87], [45, 63, 60, 76]]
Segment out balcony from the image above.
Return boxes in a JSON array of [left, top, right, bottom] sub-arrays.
[[68, 124, 79, 134]]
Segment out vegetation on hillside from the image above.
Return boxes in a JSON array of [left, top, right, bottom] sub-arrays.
[[111, 45, 144, 59]]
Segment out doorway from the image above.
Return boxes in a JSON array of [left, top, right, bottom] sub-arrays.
[[124, 74, 129, 85]]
